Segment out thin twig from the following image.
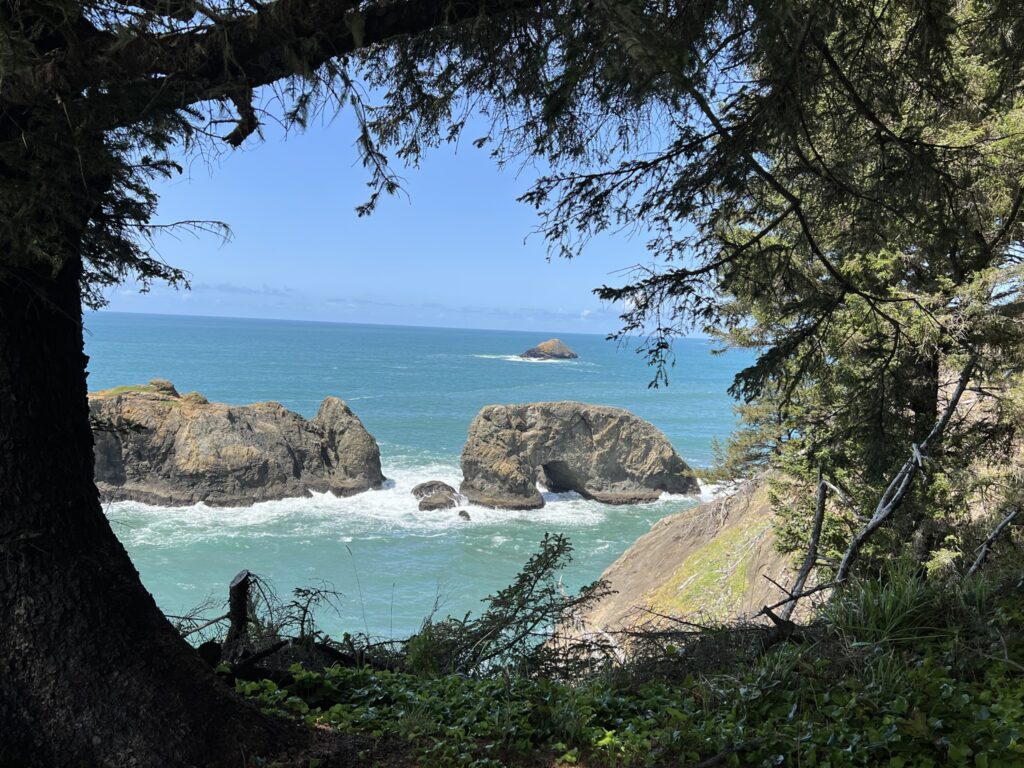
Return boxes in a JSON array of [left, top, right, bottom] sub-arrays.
[[180, 613, 230, 639]]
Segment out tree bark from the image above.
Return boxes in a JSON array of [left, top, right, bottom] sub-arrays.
[[0, 258, 293, 766]]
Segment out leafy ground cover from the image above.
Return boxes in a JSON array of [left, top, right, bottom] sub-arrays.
[[238, 569, 1024, 768]]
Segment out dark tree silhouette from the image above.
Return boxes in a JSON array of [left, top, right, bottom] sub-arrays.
[[0, 2, 539, 764]]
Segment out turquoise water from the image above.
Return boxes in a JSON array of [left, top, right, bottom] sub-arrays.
[[85, 312, 750, 638]]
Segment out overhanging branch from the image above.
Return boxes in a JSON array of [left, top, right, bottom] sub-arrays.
[[6, 0, 542, 127]]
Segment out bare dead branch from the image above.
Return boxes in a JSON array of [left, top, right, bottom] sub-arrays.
[[781, 464, 827, 620], [967, 507, 1020, 577], [836, 352, 978, 582]]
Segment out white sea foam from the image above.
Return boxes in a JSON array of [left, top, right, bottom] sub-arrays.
[[103, 460, 701, 549], [472, 354, 595, 366], [697, 478, 741, 503]]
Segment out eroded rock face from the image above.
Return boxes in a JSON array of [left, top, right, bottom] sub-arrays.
[[576, 475, 806, 631], [411, 480, 457, 500], [90, 382, 384, 506], [459, 401, 697, 509], [521, 339, 578, 359]]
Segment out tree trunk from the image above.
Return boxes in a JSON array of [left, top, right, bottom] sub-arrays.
[[0, 258, 294, 766], [906, 350, 942, 564]]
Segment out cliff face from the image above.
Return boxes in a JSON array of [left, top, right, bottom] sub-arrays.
[[459, 401, 698, 509], [578, 476, 800, 631], [90, 382, 384, 506]]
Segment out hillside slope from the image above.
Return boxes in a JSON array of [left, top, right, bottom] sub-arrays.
[[579, 477, 800, 631]]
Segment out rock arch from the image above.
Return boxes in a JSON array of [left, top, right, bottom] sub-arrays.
[[459, 401, 698, 509]]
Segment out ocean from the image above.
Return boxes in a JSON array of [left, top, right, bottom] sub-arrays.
[[85, 312, 751, 639]]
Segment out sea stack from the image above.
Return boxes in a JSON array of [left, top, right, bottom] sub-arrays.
[[459, 401, 698, 509], [521, 338, 578, 359], [90, 380, 384, 506]]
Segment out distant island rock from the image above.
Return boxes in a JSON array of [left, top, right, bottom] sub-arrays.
[[90, 380, 384, 506], [520, 339, 578, 359], [459, 401, 698, 509]]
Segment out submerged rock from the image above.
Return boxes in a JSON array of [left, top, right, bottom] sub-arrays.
[[411, 480, 460, 511], [90, 383, 384, 506], [521, 338, 578, 359], [459, 401, 698, 509], [411, 480, 457, 500]]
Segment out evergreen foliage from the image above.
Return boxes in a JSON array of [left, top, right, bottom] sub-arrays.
[[358, 0, 1024, 575]]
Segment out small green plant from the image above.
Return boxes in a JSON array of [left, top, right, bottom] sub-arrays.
[[403, 533, 614, 678], [823, 560, 940, 646]]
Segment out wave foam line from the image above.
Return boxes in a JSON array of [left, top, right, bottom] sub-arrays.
[[106, 462, 694, 546]]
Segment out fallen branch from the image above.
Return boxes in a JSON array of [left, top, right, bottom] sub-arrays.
[[781, 465, 828, 621], [967, 507, 1020, 577], [761, 581, 836, 614], [836, 353, 977, 583], [180, 613, 230, 639]]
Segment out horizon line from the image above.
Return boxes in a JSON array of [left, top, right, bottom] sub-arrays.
[[87, 307, 711, 341]]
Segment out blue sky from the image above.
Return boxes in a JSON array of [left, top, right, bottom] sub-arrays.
[[104, 108, 656, 335]]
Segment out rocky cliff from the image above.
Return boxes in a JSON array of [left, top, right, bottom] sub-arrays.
[[459, 401, 698, 509], [90, 381, 384, 506], [577, 476, 800, 632]]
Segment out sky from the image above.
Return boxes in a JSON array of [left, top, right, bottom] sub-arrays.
[[103, 107, 658, 335]]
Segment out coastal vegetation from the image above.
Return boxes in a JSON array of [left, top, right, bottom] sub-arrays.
[[2, 0, 1023, 766], [193, 535, 1024, 768], [240, 570, 1024, 768]]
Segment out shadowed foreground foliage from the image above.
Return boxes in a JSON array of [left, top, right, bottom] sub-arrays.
[[235, 564, 1024, 768]]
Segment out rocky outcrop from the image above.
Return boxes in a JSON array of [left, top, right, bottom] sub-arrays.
[[412, 480, 460, 511], [90, 380, 384, 506], [521, 339, 578, 359], [577, 476, 802, 630], [459, 401, 697, 509]]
